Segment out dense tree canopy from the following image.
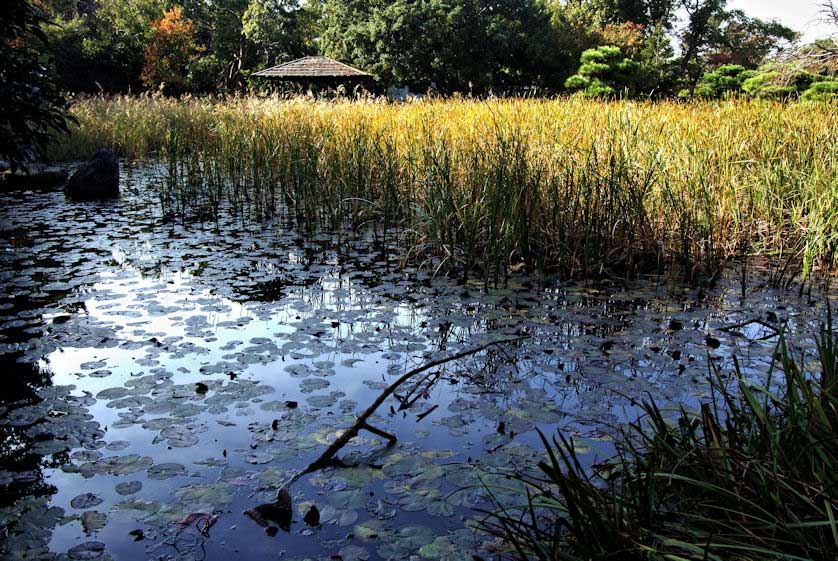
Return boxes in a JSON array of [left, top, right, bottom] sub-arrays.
[[2, 0, 74, 167], [141, 6, 202, 94], [16, 0, 834, 98], [317, 0, 562, 93]]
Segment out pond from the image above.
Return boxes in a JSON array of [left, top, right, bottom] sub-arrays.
[[0, 164, 829, 561]]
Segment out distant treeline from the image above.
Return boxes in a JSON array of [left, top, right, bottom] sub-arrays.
[[31, 0, 838, 98]]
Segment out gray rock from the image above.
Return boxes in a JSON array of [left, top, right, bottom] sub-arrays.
[[65, 149, 120, 199]]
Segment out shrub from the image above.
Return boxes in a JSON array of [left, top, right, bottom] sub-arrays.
[[564, 45, 640, 98], [693, 64, 756, 98], [802, 80, 838, 102]]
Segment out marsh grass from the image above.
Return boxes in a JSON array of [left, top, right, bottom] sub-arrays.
[[478, 314, 838, 561], [51, 95, 838, 283]]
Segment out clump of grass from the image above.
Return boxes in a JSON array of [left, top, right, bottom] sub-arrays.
[[49, 95, 838, 283], [478, 313, 838, 561]]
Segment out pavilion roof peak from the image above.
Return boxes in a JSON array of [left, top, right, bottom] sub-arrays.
[[252, 56, 370, 78]]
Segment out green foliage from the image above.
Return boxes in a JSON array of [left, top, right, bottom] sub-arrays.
[[242, 0, 314, 66], [565, 45, 641, 97], [741, 70, 809, 99], [41, 0, 171, 92], [802, 80, 838, 102], [691, 64, 755, 98], [14, 0, 823, 100], [635, 22, 678, 96], [706, 9, 798, 68], [595, 0, 676, 28], [0, 0, 74, 167], [318, 0, 562, 93], [481, 315, 838, 561], [187, 54, 227, 93], [678, 2, 798, 96]]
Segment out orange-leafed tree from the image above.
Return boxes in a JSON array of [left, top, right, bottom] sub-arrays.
[[141, 6, 202, 95]]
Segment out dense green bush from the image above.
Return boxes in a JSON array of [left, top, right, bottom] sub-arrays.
[[691, 64, 756, 98], [564, 45, 641, 97], [802, 80, 838, 102], [742, 69, 818, 99]]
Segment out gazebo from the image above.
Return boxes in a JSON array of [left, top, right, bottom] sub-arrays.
[[252, 56, 372, 92]]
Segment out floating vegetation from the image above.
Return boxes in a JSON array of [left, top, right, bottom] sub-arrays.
[[480, 318, 838, 561], [0, 169, 833, 560]]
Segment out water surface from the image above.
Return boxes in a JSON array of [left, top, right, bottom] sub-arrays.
[[0, 165, 827, 561]]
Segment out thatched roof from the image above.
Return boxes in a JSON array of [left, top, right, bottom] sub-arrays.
[[253, 56, 370, 79]]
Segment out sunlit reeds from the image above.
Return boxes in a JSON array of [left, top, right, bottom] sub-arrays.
[[50, 95, 838, 283], [478, 312, 838, 561]]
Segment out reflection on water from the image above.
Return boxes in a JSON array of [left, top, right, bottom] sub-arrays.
[[0, 166, 828, 561]]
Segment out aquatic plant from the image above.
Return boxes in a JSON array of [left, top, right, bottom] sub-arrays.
[[50, 95, 838, 284], [478, 313, 838, 561]]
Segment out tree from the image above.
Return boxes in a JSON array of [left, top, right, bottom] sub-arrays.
[[635, 21, 678, 95], [564, 45, 641, 96], [242, 0, 314, 67], [318, 0, 560, 94], [705, 10, 797, 68], [141, 5, 202, 94], [41, 0, 170, 93], [596, 0, 675, 28], [182, 0, 250, 89], [1, 0, 74, 168], [678, 0, 726, 96], [678, 1, 798, 96]]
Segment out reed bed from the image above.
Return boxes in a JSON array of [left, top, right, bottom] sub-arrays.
[[50, 95, 838, 283], [479, 314, 838, 561]]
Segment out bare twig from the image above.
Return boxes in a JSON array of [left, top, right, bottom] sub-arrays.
[[287, 336, 527, 485]]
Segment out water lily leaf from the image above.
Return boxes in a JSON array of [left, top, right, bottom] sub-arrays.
[[115, 481, 142, 496], [71, 493, 103, 509], [339, 545, 370, 561], [245, 452, 273, 465], [306, 392, 340, 408], [376, 525, 435, 560], [147, 463, 187, 480], [98, 454, 153, 476], [68, 541, 106, 559], [299, 378, 330, 393], [174, 482, 236, 510], [82, 511, 107, 534], [328, 489, 368, 509]]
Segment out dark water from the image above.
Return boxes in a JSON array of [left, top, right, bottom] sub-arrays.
[[0, 165, 829, 561]]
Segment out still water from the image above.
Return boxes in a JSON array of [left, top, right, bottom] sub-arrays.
[[0, 165, 828, 560]]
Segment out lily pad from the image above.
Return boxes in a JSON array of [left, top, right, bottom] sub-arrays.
[[68, 541, 106, 559], [71, 493, 103, 510], [115, 481, 142, 496]]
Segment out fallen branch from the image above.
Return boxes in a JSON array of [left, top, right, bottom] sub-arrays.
[[719, 318, 779, 335], [289, 336, 527, 484], [415, 404, 439, 421], [247, 336, 527, 532], [399, 372, 441, 410]]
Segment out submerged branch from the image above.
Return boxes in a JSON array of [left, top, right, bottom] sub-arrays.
[[288, 336, 527, 484], [246, 336, 527, 530]]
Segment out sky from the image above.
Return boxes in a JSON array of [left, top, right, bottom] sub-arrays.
[[729, 0, 836, 43]]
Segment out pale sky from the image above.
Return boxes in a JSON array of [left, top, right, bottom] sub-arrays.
[[729, 0, 836, 43]]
